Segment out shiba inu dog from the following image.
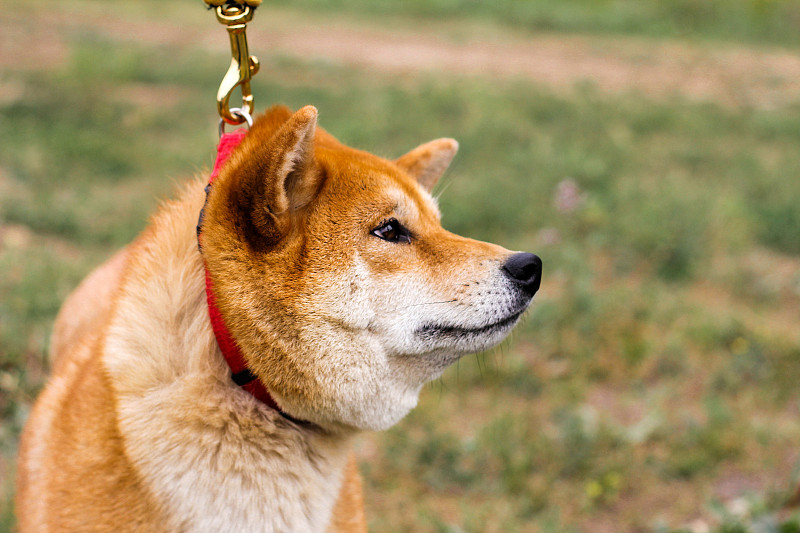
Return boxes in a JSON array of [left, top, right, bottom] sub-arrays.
[[16, 105, 541, 532]]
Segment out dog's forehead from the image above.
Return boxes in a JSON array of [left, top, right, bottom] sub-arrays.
[[318, 147, 441, 221], [383, 186, 440, 223]]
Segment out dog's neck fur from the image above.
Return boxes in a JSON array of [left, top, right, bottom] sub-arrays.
[[102, 182, 354, 532]]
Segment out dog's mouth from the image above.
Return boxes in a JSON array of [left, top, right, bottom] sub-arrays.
[[415, 307, 526, 342]]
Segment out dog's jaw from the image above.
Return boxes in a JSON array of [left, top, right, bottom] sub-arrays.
[[265, 252, 535, 432]]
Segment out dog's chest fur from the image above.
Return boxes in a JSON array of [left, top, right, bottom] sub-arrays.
[[102, 184, 351, 532], [115, 382, 350, 532]]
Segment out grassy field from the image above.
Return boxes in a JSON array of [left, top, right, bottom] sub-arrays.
[[2, 1, 800, 531], [262, 0, 800, 48]]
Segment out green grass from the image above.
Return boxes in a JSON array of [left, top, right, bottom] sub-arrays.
[[2, 3, 800, 532]]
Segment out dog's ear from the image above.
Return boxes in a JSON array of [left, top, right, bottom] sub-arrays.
[[395, 138, 458, 192], [222, 105, 322, 249], [260, 105, 320, 214]]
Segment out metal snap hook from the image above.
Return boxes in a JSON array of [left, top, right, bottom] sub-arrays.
[[212, 3, 260, 126]]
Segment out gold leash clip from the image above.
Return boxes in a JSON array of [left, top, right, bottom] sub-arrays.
[[206, 1, 261, 126]]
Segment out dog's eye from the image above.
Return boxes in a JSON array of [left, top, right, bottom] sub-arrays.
[[371, 218, 411, 243]]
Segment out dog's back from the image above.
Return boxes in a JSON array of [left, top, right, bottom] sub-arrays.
[[16, 249, 170, 531]]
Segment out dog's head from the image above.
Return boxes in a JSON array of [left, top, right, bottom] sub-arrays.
[[203, 106, 541, 431]]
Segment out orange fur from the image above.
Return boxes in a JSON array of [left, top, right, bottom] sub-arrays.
[[17, 105, 537, 532]]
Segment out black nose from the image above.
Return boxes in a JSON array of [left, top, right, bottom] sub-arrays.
[[502, 252, 542, 296]]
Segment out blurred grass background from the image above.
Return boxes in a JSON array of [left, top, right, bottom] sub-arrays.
[[263, 0, 800, 47], [2, 0, 800, 531]]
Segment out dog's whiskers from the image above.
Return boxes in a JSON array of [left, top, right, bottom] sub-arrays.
[[392, 299, 457, 312]]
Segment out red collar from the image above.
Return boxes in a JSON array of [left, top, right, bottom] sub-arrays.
[[197, 130, 286, 414]]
